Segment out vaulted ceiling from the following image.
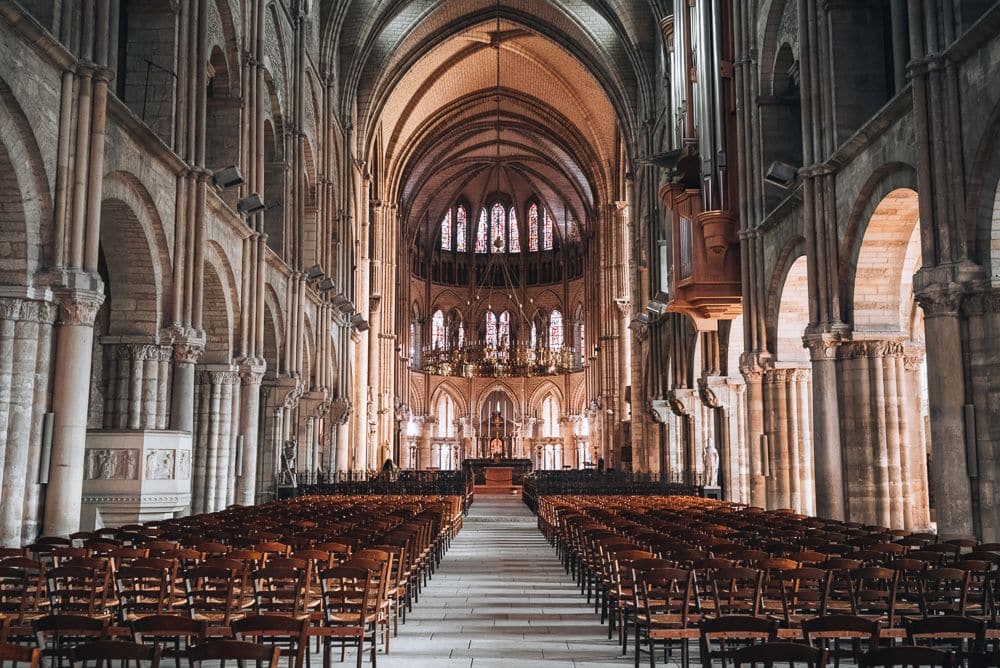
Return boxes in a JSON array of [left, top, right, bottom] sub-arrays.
[[319, 0, 666, 244]]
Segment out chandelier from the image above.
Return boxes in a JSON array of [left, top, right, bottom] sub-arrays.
[[418, 0, 581, 380]]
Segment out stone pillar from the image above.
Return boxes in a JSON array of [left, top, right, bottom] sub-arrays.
[[0, 299, 56, 546], [762, 367, 814, 514], [805, 334, 846, 520], [235, 358, 265, 505], [43, 289, 104, 537], [170, 337, 204, 432], [101, 341, 173, 429], [193, 365, 238, 514], [562, 417, 576, 470], [916, 288, 974, 537], [837, 339, 930, 529], [418, 417, 434, 470], [740, 354, 768, 508], [22, 303, 55, 543]]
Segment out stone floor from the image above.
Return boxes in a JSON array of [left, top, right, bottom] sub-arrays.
[[354, 492, 645, 668]]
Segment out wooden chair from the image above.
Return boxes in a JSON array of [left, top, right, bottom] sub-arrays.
[[632, 567, 696, 668], [46, 565, 113, 617], [706, 567, 764, 618], [859, 646, 955, 668], [232, 614, 310, 668], [33, 614, 110, 667], [802, 614, 880, 668], [71, 640, 162, 668], [250, 564, 310, 616], [131, 615, 207, 668], [919, 568, 970, 618], [319, 566, 379, 668], [905, 615, 985, 667], [116, 564, 174, 620], [776, 567, 831, 626], [699, 616, 778, 668], [182, 565, 242, 626], [0, 641, 40, 668], [732, 642, 827, 668], [186, 640, 280, 668]]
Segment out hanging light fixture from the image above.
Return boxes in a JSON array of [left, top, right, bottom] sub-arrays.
[[419, 2, 578, 379]]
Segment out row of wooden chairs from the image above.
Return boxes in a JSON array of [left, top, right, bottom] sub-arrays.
[[1, 494, 464, 667], [540, 495, 1000, 667]]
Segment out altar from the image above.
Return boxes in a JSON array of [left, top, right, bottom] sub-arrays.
[[483, 467, 513, 486]]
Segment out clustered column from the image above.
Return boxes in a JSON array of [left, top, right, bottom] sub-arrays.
[[100, 343, 173, 429], [763, 367, 815, 514], [192, 367, 240, 514], [837, 340, 930, 530], [0, 299, 57, 546]]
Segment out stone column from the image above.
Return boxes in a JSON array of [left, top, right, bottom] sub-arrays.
[[193, 365, 238, 514], [22, 302, 55, 544], [805, 334, 846, 520], [170, 336, 204, 432], [562, 417, 576, 470], [837, 339, 930, 529], [916, 288, 975, 537], [418, 417, 434, 470], [43, 289, 104, 537], [235, 358, 265, 505], [0, 299, 55, 546], [740, 354, 768, 508]]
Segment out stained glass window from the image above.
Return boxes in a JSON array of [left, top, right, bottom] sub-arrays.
[[475, 208, 488, 253], [491, 203, 505, 253], [458, 322, 465, 347], [456, 205, 467, 252], [528, 203, 539, 251], [485, 311, 498, 348], [431, 310, 445, 349], [508, 207, 520, 253], [550, 309, 564, 349], [440, 210, 451, 250], [530, 322, 537, 348], [543, 210, 554, 250], [498, 311, 511, 346]]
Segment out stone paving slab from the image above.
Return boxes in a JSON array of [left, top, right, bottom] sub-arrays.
[[321, 492, 644, 667]]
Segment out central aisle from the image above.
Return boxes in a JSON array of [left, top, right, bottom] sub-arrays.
[[379, 492, 628, 668]]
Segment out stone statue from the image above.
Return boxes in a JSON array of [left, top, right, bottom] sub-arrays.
[[703, 443, 720, 487], [280, 439, 298, 486]]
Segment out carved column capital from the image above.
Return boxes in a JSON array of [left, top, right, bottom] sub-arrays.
[[238, 357, 267, 386], [962, 286, 1000, 317], [836, 339, 905, 360], [55, 291, 105, 326], [915, 283, 965, 318], [173, 342, 205, 365], [803, 332, 842, 361]]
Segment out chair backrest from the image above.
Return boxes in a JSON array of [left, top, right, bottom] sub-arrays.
[[732, 642, 827, 668], [859, 646, 955, 668], [34, 614, 110, 661], [700, 615, 778, 668], [320, 566, 376, 627], [183, 565, 239, 625], [131, 614, 207, 645], [117, 565, 172, 617], [232, 614, 308, 641], [251, 564, 308, 615], [47, 565, 111, 615], [0, 641, 40, 668], [636, 567, 694, 627], [906, 615, 986, 652], [708, 566, 764, 617], [186, 640, 280, 668], [71, 640, 161, 668]]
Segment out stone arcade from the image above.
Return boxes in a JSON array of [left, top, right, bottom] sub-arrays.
[[0, 0, 999, 556]]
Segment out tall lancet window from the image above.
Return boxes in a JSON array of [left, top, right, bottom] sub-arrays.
[[440, 210, 451, 250], [491, 203, 506, 252], [456, 205, 467, 252], [431, 310, 445, 349], [550, 309, 564, 349], [543, 210, 554, 250], [498, 311, 511, 357], [485, 311, 498, 348], [475, 208, 489, 253], [508, 207, 520, 252], [528, 203, 539, 251]]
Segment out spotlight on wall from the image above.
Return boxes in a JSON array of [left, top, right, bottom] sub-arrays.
[[317, 277, 335, 292], [637, 148, 682, 171], [237, 193, 265, 214], [350, 314, 369, 332], [305, 264, 324, 281], [764, 161, 799, 189], [646, 290, 670, 315], [333, 294, 354, 314], [213, 165, 244, 189]]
